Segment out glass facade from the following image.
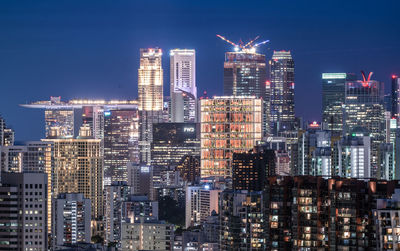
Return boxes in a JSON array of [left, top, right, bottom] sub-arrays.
[[269, 51, 295, 135], [200, 96, 262, 178]]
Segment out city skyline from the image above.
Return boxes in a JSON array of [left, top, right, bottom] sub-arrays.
[[1, 0, 400, 141]]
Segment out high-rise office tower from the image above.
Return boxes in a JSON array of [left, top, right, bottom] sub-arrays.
[[344, 73, 385, 173], [232, 146, 275, 191], [44, 97, 75, 138], [177, 155, 200, 184], [391, 74, 400, 119], [269, 50, 295, 135], [170, 49, 197, 123], [322, 73, 357, 132], [0, 172, 48, 251], [0, 115, 14, 146], [151, 123, 200, 169], [104, 182, 130, 246], [200, 96, 262, 178], [138, 48, 164, 164], [104, 109, 139, 185], [223, 50, 268, 136], [52, 193, 91, 247], [42, 126, 103, 220]]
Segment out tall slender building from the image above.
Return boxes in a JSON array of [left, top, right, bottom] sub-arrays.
[[104, 109, 139, 185], [322, 73, 356, 132], [138, 48, 164, 164], [269, 50, 295, 135], [170, 49, 197, 122], [391, 74, 400, 119]]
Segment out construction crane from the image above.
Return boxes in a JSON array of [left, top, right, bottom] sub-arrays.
[[216, 34, 269, 53]]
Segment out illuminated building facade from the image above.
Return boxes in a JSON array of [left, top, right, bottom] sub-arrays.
[[391, 75, 400, 119], [0, 115, 14, 146], [138, 48, 163, 112], [200, 96, 262, 178], [52, 193, 91, 247], [264, 176, 400, 250], [45, 109, 74, 138], [177, 155, 200, 184], [151, 123, 200, 169], [121, 218, 173, 251], [322, 73, 356, 132], [42, 128, 103, 220], [374, 189, 400, 250], [296, 129, 333, 177], [122, 195, 158, 223], [0, 141, 53, 173], [104, 109, 139, 185], [127, 163, 152, 197], [269, 50, 295, 135], [344, 77, 385, 172], [104, 181, 130, 246], [138, 48, 164, 164], [223, 51, 268, 136], [170, 49, 197, 123], [0, 172, 48, 251], [185, 185, 221, 228], [82, 105, 104, 140], [219, 190, 265, 250], [337, 128, 371, 179], [232, 146, 275, 191]]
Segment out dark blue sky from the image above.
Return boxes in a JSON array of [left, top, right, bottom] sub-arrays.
[[1, 0, 400, 141]]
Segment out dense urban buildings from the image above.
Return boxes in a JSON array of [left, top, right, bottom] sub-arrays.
[[170, 49, 197, 123], [6, 26, 400, 251], [200, 96, 262, 177], [269, 50, 296, 135]]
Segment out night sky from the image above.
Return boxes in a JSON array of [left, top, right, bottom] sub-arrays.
[[1, 0, 400, 141]]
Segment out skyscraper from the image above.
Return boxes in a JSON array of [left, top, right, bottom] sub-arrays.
[[138, 48, 164, 164], [322, 73, 356, 132], [170, 49, 197, 122], [223, 50, 268, 136], [104, 109, 139, 185], [200, 96, 262, 178], [269, 50, 295, 135], [391, 74, 400, 119], [343, 73, 385, 173], [42, 126, 103, 220], [44, 97, 74, 138]]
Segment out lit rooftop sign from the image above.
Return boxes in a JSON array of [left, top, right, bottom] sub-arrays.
[[322, 73, 347, 79]]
